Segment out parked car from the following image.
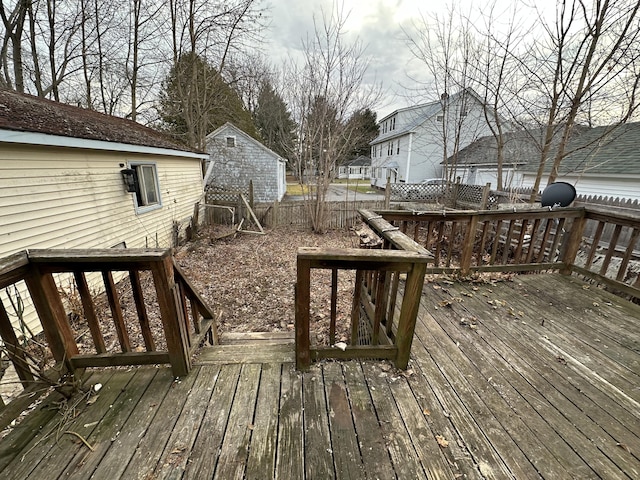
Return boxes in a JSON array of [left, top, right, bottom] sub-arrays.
[[403, 178, 447, 200]]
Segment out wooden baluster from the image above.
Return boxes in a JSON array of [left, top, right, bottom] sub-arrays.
[[536, 218, 554, 263], [501, 220, 516, 264], [373, 271, 388, 345], [174, 282, 191, 350], [295, 257, 311, 370], [599, 224, 623, 276], [0, 300, 34, 384], [560, 216, 586, 275], [585, 221, 605, 269], [549, 218, 567, 263], [434, 222, 445, 266], [617, 228, 639, 281], [350, 270, 364, 346], [330, 268, 338, 346], [424, 221, 432, 251], [514, 219, 529, 263], [129, 270, 155, 351], [74, 271, 106, 354], [413, 222, 420, 242], [446, 222, 457, 267], [525, 219, 541, 264], [386, 272, 400, 337], [477, 220, 490, 266], [102, 271, 131, 352], [460, 217, 479, 275], [490, 220, 503, 264]]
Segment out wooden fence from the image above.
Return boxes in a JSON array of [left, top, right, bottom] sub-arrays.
[[204, 199, 386, 230]]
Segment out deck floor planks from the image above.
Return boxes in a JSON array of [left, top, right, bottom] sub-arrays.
[[60, 368, 159, 479], [502, 276, 640, 398], [302, 365, 335, 479], [322, 362, 367, 478], [9, 370, 121, 480], [151, 365, 221, 479], [360, 361, 429, 480], [246, 363, 281, 480], [416, 289, 585, 476], [275, 364, 304, 479], [1, 273, 639, 479], [182, 363, 242, 479], [214, 363, 262, 480], [426, 280, 628, 479], [89, 368, 176, 480], [342, 361, 397, 480], [409, 324, 538, 479], [488, 278, 640, 414], [118, 366, 199, 479], [447, 279, 640, 478]]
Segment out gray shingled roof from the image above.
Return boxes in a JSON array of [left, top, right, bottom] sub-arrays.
[[0, 89, 197, 153], [452, 122, 640, 175]]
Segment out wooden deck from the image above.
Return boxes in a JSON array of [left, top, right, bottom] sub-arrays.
[[1, 273, 639, 479]]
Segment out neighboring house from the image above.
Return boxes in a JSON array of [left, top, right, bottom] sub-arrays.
[[369, 89, 502, 188], [204, 122, 286, 203], [0, 89, 208, 333], [338, 155, 371, 180], [452, 122, 640, 201]]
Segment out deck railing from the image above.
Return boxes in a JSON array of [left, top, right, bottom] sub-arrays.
[[295, 205, 639, 370], [295, 212, 432, 370], [0, 249, 216, 429], [375, 206, 639, 298]]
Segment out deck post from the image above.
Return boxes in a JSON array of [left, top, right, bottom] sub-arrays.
[[151, 256, 191, 377], [24, 268, 79, 370], [295, 256, 311, 370], [559, 214, 587, 275], [394, 262, 427, 369]]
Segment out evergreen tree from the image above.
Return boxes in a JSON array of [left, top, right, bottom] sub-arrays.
[[159, 52, 258, 149], [253, 80, 296, 159], [345, 108, 379, 159]]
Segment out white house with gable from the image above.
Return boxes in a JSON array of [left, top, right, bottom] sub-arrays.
[[370, 89, 501, 188]]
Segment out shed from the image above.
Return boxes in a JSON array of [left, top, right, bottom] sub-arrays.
[[203, 122, 287, 203]]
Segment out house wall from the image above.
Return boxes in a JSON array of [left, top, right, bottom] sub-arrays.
[[0, 143, 204, 255], [0, 142, 204, 335], [371, 93, 496, 188], [205, 125, 285, 203], [520, 173, 640, 201]]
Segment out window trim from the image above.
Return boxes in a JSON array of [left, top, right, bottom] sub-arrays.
[[128, 161, 162, 214], [225, 136, 236, 147]]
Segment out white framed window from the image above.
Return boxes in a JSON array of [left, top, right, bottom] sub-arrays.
[[437, 115, 444, 122], [226, 136, 236, 147], [129, 162, 162, 213]]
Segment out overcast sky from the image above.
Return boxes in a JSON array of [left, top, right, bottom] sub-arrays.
[[264, 0, 558, 119]]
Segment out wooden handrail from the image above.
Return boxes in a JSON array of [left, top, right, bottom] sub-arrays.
[[0, 248, 217, 427]]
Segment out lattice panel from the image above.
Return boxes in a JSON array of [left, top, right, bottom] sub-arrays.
[[390, 183, 447, 201]]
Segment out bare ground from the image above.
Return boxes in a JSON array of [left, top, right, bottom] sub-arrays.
[[174, 225, 362, 342]]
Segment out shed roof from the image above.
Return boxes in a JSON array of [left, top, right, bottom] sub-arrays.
[[0, 89, 196, 153]]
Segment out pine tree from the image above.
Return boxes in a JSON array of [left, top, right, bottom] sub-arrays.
[[253, 80, 296, 159]]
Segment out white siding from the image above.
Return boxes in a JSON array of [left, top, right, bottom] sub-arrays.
[[0, 143, 204, 335], [0, 144, 203, 255], [521, 173, 640, 201]]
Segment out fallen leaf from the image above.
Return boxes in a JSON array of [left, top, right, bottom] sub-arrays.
[[423, 408, 431, 416], [436, 435, 449, 448]]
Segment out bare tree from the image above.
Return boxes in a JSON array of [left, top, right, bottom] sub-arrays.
[[0, 0, 28, 92], [286, 2, 382, 233], [519, 0, 640, 200]]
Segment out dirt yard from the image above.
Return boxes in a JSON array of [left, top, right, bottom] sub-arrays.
[[175, 225, 362, 340]]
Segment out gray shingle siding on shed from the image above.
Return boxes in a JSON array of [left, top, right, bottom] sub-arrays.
[[204, 123, 285, 203]]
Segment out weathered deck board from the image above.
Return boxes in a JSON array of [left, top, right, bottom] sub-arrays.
[[1, 273, 639, 479]]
